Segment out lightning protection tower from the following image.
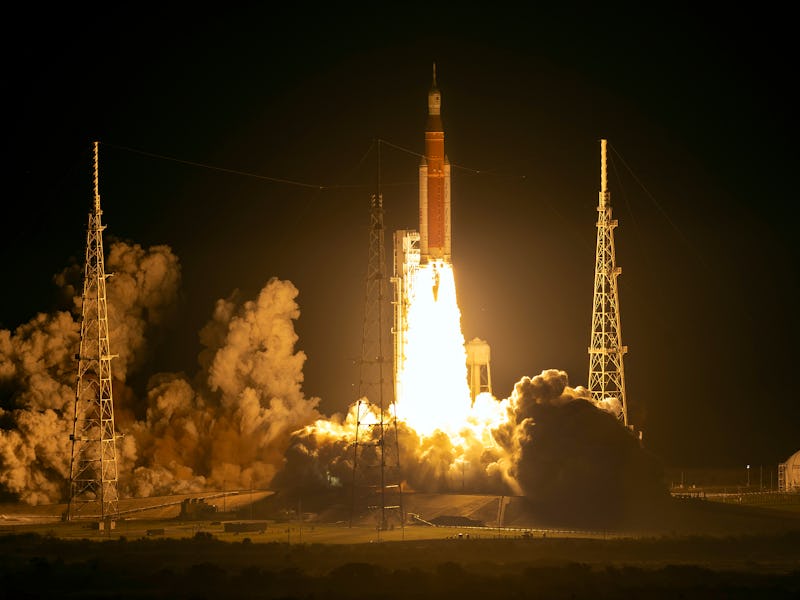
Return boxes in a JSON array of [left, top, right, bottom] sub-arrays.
[[588, 139, 630, 428], [66, 141, 120, 523], [351, 144, 403, 532]]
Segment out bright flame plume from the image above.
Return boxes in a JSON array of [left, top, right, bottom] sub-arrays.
[[397, 261, 506, 439]]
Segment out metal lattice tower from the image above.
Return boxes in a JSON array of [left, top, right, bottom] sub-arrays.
[[66, 141, 120, 521], [588, 139, 629, 427], [350, 146, 403, 531]]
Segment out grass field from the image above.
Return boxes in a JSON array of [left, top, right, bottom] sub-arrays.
[[2, 491, 799, 597], [0, 527, 798, 598]]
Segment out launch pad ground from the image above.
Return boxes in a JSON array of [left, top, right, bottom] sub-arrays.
[[1, 492, 799, 598], [0, 491, 624, 544], [2, 489, 799, 541]]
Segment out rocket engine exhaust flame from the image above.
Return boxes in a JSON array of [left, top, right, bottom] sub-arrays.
[[396, 261, 476, 438]]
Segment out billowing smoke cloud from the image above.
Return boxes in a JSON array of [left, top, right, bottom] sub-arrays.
[[0, 241, 182, 503], [0, 311, 79, 503], [275, 369, 666, 527], [125, 279, 322, 497], [51, 241, 181, 381], [497, 369, 666, 527], [105, 242, 182, 379], [0, 240, 321, 504], [275, 399, 511, 499], [274, 402, 512, 499], [1, 238, 664, 527]]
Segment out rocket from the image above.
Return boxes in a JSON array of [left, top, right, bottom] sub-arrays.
[[419, 63, 451, 265]]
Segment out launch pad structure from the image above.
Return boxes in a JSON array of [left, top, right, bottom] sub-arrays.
[[66, 142, 121, 524], [391, 229, 420, 406]]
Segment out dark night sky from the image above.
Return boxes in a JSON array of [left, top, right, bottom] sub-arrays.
[[3, 6, 797, 470]]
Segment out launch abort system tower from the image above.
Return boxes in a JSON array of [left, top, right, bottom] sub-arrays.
[[66, 142, 120, 522]]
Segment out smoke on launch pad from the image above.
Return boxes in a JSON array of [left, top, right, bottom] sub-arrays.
[[0, 241, 666, 526]]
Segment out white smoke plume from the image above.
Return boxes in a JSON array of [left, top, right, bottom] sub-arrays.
[[51, 241, 181, 381], [125, 278, 322, 497], [275, 368, 666, 527], [1, 240, 322, 504], [0, 311, 78, 503], [105, 242, 182, 379], [1, 236, 662, 526], [0, 241, 182, 503]]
